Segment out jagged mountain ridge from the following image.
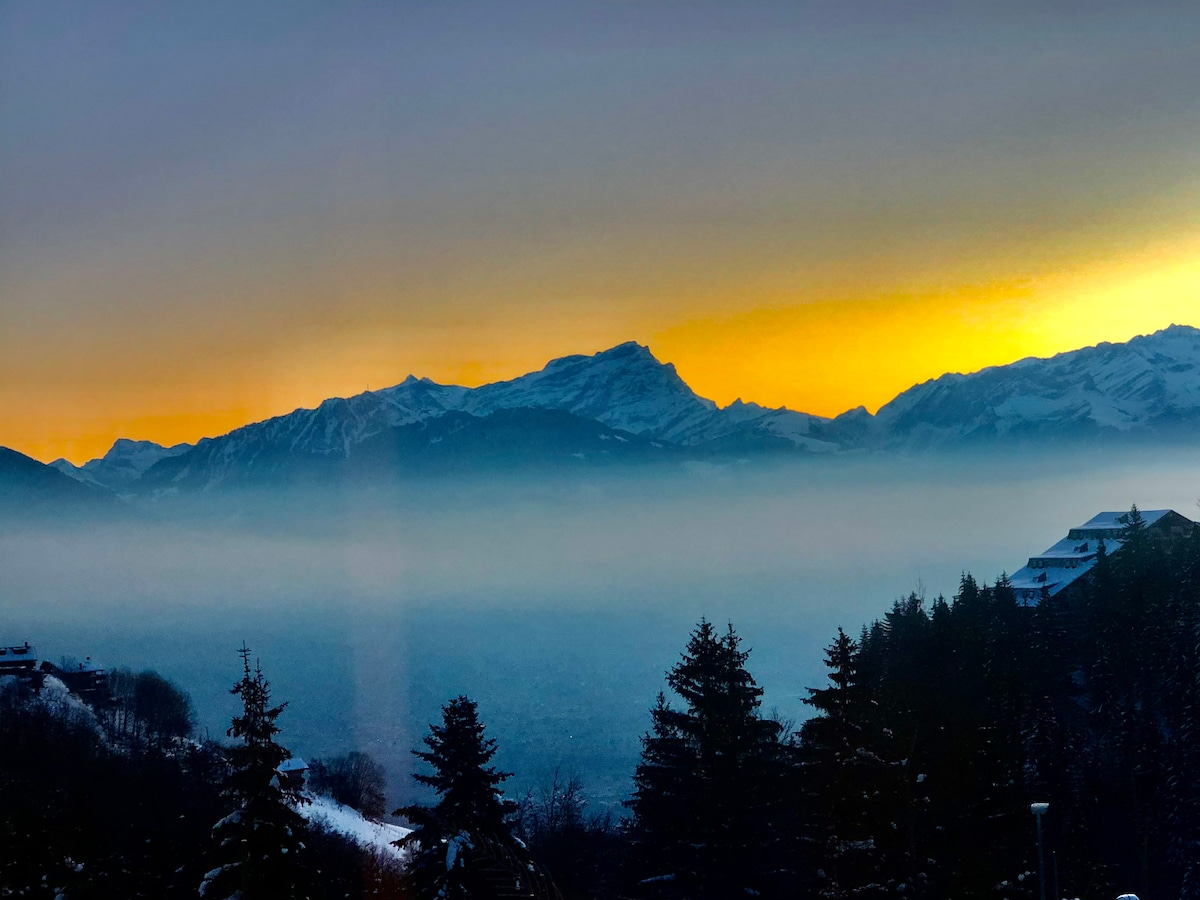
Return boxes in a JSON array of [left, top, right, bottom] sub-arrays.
[[50, 438, 193, 491], [120, 342, 836, 490], [875, 323, 1200, 447], [39, 323, 1200, 492]]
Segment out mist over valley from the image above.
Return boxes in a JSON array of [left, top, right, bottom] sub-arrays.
[[4, 444, 1197, 808]]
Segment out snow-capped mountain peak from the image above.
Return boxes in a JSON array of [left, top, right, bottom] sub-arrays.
[[463, 341, 722, 442], [60, 438, 194, 489], [53, 325, 1200, 492], [875, 323, 1200, 447]]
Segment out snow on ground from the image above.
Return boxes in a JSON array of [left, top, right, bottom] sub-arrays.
[[297, 793, 411, 861]]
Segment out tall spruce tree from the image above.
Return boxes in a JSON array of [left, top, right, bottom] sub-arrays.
[[800, 628, 877, 897], [397, 695, 559, 899], [627, 620, 788, 899], [1166, 526, 1200, 897], [201, 644, 307, 900], [801, 627, 923, 899]]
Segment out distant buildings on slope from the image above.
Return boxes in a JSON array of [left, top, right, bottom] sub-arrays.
[[1, 642, 311, 787], [0, 643, 110, 704], [0, 642, 38, 677], [1009, 509, 1196, 605]]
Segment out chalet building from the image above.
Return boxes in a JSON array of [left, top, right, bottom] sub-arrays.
[[40, 657, 110, 707], [0, 643, 111, 707], [1009, 509, 1196, 605], [0, 642, 38, 678], [278, 757, 309, 789]]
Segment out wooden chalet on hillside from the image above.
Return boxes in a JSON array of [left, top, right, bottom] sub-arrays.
[[0, 643, 111, 707], [0, 642, 38, 678], [277, 757, 309, 789], [40, 657, 110, 706]]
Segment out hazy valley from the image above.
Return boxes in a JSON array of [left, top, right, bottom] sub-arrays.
[[4, 328, 1200, 806]]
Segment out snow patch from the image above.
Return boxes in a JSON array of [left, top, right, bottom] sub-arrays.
[[297, 793, 410, 861]]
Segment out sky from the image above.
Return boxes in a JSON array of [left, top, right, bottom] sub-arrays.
[[2, 1, 1198, 464]]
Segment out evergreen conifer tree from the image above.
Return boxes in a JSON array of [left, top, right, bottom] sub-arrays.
[[800, 628, 877, 897], [1166, 527, 1200, 897], [397, 695, 559, 899], [800, 627, 923, 898], [201, 644, 307, 900], [627, 620, 788, 899]]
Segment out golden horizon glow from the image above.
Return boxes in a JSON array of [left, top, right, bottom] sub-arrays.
[[658, 237, 1200, 417], [6, 4, 1200, 467], [10, 235, 1199, 466]]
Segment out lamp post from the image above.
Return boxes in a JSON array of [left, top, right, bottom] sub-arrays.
[[1030, 802, 1049, 900]]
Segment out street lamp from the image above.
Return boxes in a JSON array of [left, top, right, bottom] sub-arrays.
[[1030, 802, 1049, 900]]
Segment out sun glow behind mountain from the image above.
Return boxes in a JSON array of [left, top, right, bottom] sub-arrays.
[[14, 242, 1199, 466], [3, 3, 1199, 464], [657, 240, 1200, 417]]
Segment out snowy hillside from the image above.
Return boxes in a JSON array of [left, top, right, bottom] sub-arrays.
[[298, 794, 410, 861]]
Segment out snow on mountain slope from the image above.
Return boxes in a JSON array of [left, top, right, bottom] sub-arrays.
[[457, 342, 837, 448], [463, 341, 720, 442], [1, 451, 110, 508], [298, 794, 409, 861], [228, 377, 471, 460], [150, 345, 691, 483], [875, 324, 1200, 448], [715, 400, 842, 452], [0, 447, 115, 514], [127, 379, 471, 489], [124, 343, 835, 489], [49, 457, 103, 486], [66, 325, 1200, 491], [197, 343, 702, 471], [66, 438, 193, 489]]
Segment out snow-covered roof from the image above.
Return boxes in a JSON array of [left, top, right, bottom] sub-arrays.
[[0, 643, 38, 666], [1077, 509, 1172, 530], [1032, 535, 1112, 560], [1010, 558, 1100, 600], [279, 757, 308, 773]]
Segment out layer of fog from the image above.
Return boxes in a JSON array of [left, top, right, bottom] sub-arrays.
[[3, 448, 1197, 809]]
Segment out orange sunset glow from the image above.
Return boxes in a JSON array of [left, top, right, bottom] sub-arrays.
[[7, 233, 1199, 465], [2, 3, 1198, 464]]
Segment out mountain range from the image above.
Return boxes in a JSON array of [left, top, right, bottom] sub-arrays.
[[7, 324, 1200, 502]]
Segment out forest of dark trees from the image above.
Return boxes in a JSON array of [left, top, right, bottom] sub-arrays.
[[3, 507, 1199, 899]]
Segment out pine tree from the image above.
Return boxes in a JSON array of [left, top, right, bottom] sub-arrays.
[[1165, 527, 1200, 896], [627, 620, 788, 899], [397, 695, 559, 899], [800, 627, 922, 899], [800, 628, 875, 897], [201, 644, 308, 900]]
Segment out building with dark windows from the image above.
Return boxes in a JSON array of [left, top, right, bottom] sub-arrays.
[[1009, 509, 1195, 605], [0, 642, 38, 678]]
